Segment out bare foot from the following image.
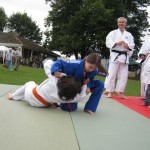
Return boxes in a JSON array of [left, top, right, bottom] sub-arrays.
[[8, 93, 13, 100], [84, 110, 96, 115], [139, 97, 145, 100], [140, 103, 146, 106], [103, 91, 108, 94], [118, 93, 129, 99], [120, 96, 129, 99], [107, 93, 112, 98]]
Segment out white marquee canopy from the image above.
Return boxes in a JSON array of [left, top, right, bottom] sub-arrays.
[[0, 46, 16, 64]]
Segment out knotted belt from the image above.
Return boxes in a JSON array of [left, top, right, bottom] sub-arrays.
[[112, 50, 127, 63], [32, 87, 49, 106], [32, 87, 60, 107]]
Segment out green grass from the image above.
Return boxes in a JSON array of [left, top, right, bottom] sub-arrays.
[[0, 64, 47, 85], [95, 76, 140, 96], [0, 64, 140, 96]]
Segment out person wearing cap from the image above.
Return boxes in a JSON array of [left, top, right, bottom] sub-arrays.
[[51, 53, 108, 115], [138, 39, 150, 102], [104, 17, 135, 98]]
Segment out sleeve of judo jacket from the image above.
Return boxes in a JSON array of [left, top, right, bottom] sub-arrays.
[[127, 33, 135, 58], [71, 85, 87, 102], [51, 60, 75, 75], [106, 30, 116, 49]]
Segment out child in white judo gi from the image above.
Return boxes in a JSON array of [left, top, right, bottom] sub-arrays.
[[140, 53, 150, 108], [8, 75, 89, 108], [138, 39, 150, 100], [138, 39, 150, 107], [50, 53, 108, 115]]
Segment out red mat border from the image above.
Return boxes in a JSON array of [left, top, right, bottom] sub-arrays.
[[111, 95, 150, 119]]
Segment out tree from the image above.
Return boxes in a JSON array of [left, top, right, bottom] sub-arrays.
[[61, 0, 113, 58], [44, 0, 150, 59], [44, 0, 83, 57], [8, 12, 42, 44], [103, 0, 150, 59], [0, 7, 7, 31]]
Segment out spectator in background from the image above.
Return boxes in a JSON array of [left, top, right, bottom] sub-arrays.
[[6, 48, 13, 71], [14, 47, 22, 71], [38, 53, 44, 68], [29, 56, 33, 67]]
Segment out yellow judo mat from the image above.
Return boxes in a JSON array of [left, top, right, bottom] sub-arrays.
[[0, 84, 150, 150]]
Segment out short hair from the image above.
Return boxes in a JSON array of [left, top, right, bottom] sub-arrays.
[[117, 17, 127, 23], [57, 76, 82, 102]]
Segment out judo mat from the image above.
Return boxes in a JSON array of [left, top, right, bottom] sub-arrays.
[[0, 84, 150, 150], [0, 84, 79, 150], [0, 84, 20, 96], [111, 95, 150, 119]]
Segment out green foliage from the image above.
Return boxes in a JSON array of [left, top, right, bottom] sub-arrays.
[[8, 12, 43, 44], [0, 7, 7, 31], [44, 0, 150, 58], [45, 0, 83, 53]]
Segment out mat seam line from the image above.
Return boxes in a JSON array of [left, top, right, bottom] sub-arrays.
[[69, 112, 81, 150]]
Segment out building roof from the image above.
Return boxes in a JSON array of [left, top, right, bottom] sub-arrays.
[[0, 32, 60, 58]]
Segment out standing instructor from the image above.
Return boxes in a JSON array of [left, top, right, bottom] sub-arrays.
[[104, 17, 135, 98]]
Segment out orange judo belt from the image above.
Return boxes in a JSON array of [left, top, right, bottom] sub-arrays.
[[32, 87, 49, 106]]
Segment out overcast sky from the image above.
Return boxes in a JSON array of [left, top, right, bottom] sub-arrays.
[[0, 0, 50, 32], [0, 0, 150, 40]]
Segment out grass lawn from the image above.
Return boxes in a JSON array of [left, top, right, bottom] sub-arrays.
[[0, 64, 140, 96], [95, 76, 140, 96], [0, 64, 47, 85]]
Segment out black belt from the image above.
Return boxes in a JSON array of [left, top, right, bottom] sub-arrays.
[[112, 50, 127, 63], [140, 59, 145, 65]]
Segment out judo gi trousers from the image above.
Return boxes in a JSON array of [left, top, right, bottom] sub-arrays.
[[12, 81, 45, 107], [141, 83, 146, 98], [144, 84, 150, 106], [60, 80, 104, 112], [140, 65, 146, 98], [105, 62, 128, 93]]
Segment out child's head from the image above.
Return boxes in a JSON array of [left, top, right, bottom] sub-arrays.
[[85, 53, 108, 74], [139, 53, 146, 60], [57, 76, 82, 102]]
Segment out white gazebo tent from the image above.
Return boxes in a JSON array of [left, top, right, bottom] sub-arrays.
[[0, 46, 9, 64], [0, 43, 22, 64]]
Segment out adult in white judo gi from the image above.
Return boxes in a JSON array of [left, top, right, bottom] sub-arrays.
[[104, 17, 135, 98], [8, 74, 88, 108]]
